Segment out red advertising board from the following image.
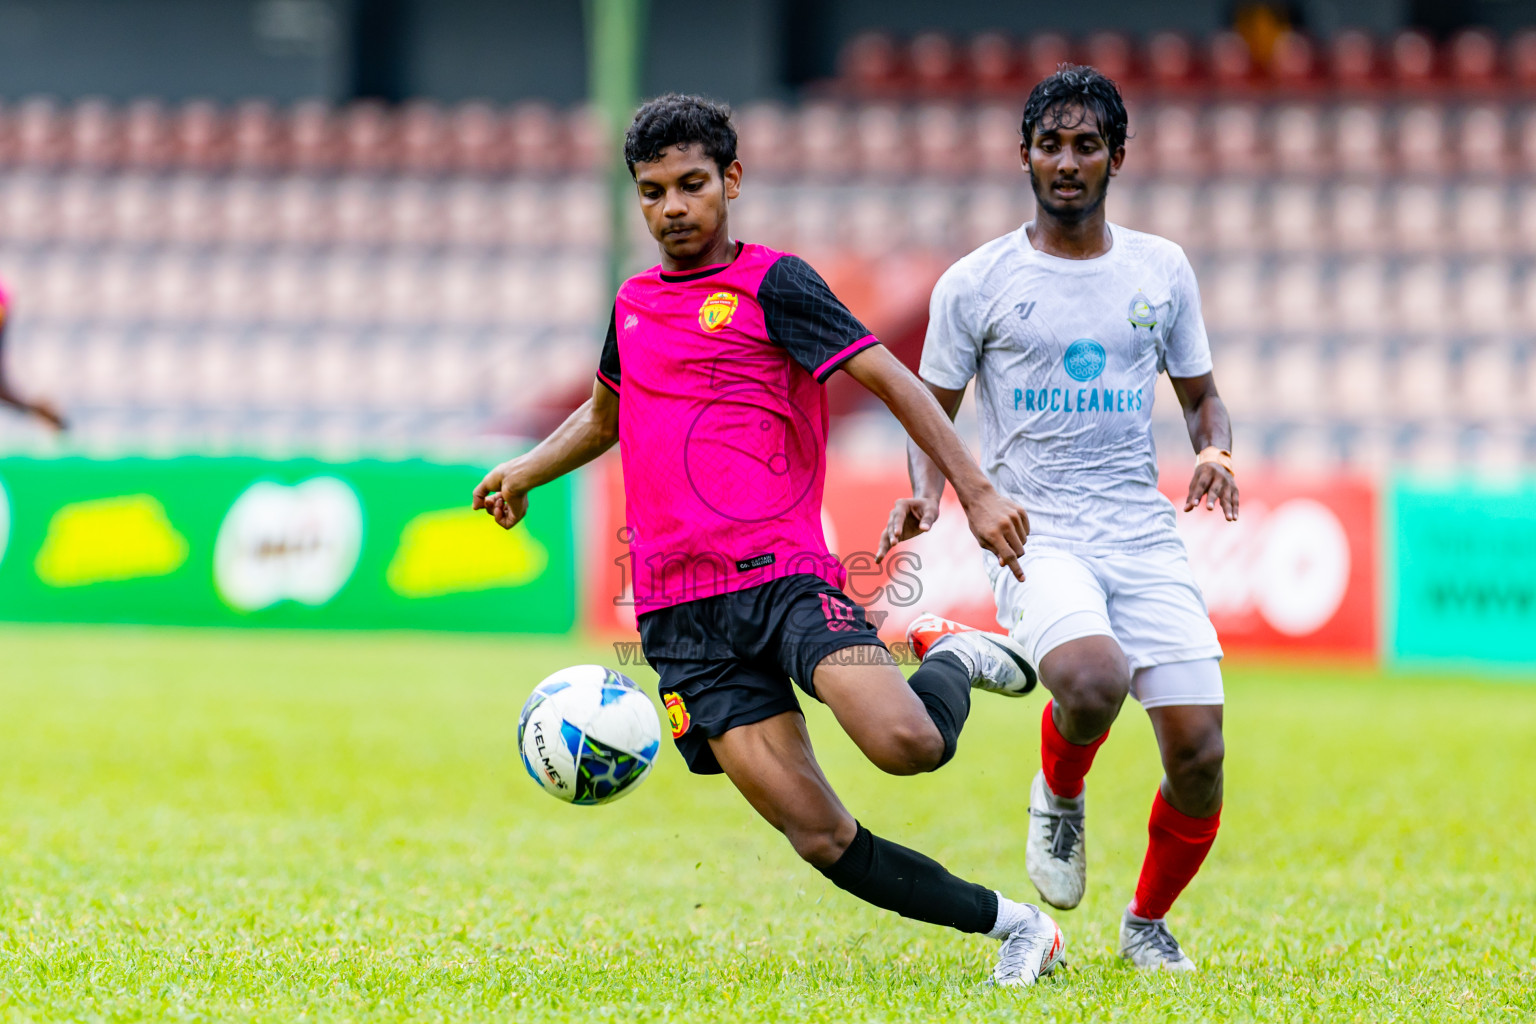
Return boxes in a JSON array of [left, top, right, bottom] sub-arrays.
[[583, 454, 1378, 658], [1159, 473, 1377, 656]]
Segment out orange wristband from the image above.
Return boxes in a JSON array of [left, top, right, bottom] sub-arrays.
[[1196, 447, 1234, 475]]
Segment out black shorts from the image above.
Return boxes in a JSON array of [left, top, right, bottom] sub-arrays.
[[638, 574, 887, 775]]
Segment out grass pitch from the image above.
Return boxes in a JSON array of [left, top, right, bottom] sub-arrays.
[[0, 626, 1532, 1022]]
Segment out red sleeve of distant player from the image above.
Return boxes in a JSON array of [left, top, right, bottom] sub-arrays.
[[596, 303, 619, 393]]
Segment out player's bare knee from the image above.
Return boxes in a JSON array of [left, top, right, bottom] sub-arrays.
[[1052, 664, 1130, 736], [785, 820, 856, 868], [1166, 730, 1225, 793], [871, 720, 945, 776]]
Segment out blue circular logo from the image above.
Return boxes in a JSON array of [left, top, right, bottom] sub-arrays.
[[1063, 339, 1106, 382]]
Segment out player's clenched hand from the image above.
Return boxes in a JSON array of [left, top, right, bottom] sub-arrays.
[[1185, 464, 1239, 521], [875, 497, 940, 563], [473, 462, 531, 530], [961, 488, 1030, 582]]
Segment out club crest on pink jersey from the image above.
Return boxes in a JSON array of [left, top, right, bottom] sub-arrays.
[[698, 291, 739, 332]]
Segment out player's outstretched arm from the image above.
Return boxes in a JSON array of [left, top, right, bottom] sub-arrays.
[[473, 378, 619, 530], [842, 345, 1028, 581], [875, 381, 964, 561], [1171, 372, 1238, 521]]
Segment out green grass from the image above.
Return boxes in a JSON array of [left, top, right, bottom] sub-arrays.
[[0, 626, 1533, 1022]]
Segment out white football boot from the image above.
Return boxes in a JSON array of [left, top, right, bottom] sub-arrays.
[[1119, 909, 1197, 971], [1025, 770, 1087, 910], [991, 903, 1067, 987], [905, 613, 1037, 697]]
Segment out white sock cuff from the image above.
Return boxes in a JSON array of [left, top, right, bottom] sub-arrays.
[[987, 893, 1036, 940]]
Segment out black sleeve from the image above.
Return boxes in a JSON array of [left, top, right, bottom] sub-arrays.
[[758, 255, 879, 382], [596, 303, 620, 393]]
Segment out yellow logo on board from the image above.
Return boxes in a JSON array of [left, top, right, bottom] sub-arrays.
[[698, 291, 739, 333]]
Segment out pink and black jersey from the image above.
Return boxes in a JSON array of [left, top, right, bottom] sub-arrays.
[[598, 242, 879, 615]]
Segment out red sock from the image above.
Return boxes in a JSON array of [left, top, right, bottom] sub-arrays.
[[1039, 700, 1108, 799], [1130, 789, 1221, 920]]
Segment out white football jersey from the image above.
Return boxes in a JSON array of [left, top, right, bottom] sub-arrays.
[[920, 222, 1213, 553]]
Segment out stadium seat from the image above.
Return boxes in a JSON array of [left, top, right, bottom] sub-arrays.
[[1207, 181, 1259, 249], [798, 102, 853, 178], [912, 103, 974, 178], [340, 102, 395, 173], [1402, 425, 1462, 472], [1449, 29, 1501, 91], [1456, 104, 1509, 174], [69, 99, 119, 168], [1334, 104, 1386, 173], [909, 32, 965, 97], [1332, 340, 1389, 417], [290, 100, 340, 172], [450, 102, 507, 174], [1332, 259, 1388, 331], [853, 104, 910, 177], [1460, 342, 1519, 418], [1024, 33, 1072, 85], [1083, 32, 1136, 85], [1208, 31, 1255, 90], [175, 100, 227, 171], [398, 101, 449, 175], [1272, 260, 1326, 333], [1510, 30, 1536, 92], [1331, 183, 1383, 252], [1268, 182, 1321, 251], [1203, 258, 1263, 332], [838, 32, 905, 99], [1329, 30, 1379, 91], [1155, 104, 1198, 174], [968, 32, 1021, 96], [1395, 342, 1452, 406], [1273, 424, 1344, 473], [230, 100, 283, 171], [14, 98, 65, 166], [1457, 259, 1513, 333], [972, 104, 1022, 178], [1145, 32, 1197, 91], [1271, 104, 1325, 174], [1389, 183, 1444, 253], [1468, 426, 1530, 474], [1396, 103, 1446, 174], [1209, 104, 1263, 174], [163, 175, 220, 246], [508, 102, 566, 174], [1270, 341, 1327, 416], [1142, 181, 1197, 247], [1389, 30, 1438, 91], [736, 102, 796, 177], [1393, 259, 1451, 333], [1269, 31, 1320, 90], [333, 178, 386, 247], [55, 174, 107, 244]]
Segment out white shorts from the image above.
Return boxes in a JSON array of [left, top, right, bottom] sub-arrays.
[[990, 542, 1225, 708]]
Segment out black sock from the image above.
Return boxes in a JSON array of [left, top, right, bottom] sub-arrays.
[[906, 651, 971, 768], [817, 822, 998, 934]]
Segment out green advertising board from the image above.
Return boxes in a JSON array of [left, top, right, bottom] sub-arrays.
[[0, 457, 574, 632], [1391, 478, 1536, 665]]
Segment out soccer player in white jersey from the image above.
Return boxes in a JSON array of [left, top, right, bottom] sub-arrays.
[[877, 66, 1239, 971]]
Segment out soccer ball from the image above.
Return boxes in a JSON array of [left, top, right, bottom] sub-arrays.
[[518, 665, 661, 805]]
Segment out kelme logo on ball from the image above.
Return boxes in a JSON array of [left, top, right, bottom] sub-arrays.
[[1062, 339, 1107, 382], [664, 692, 691, 738], [698, 291, 739, 333]]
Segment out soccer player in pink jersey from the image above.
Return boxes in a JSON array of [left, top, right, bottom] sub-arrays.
[[474, 95, 1065, 986], [0, 278, 66, 430]]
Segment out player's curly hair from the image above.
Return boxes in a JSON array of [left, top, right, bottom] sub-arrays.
[[1020, 64, 1129, 153], [624, 93, 738, 178]]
